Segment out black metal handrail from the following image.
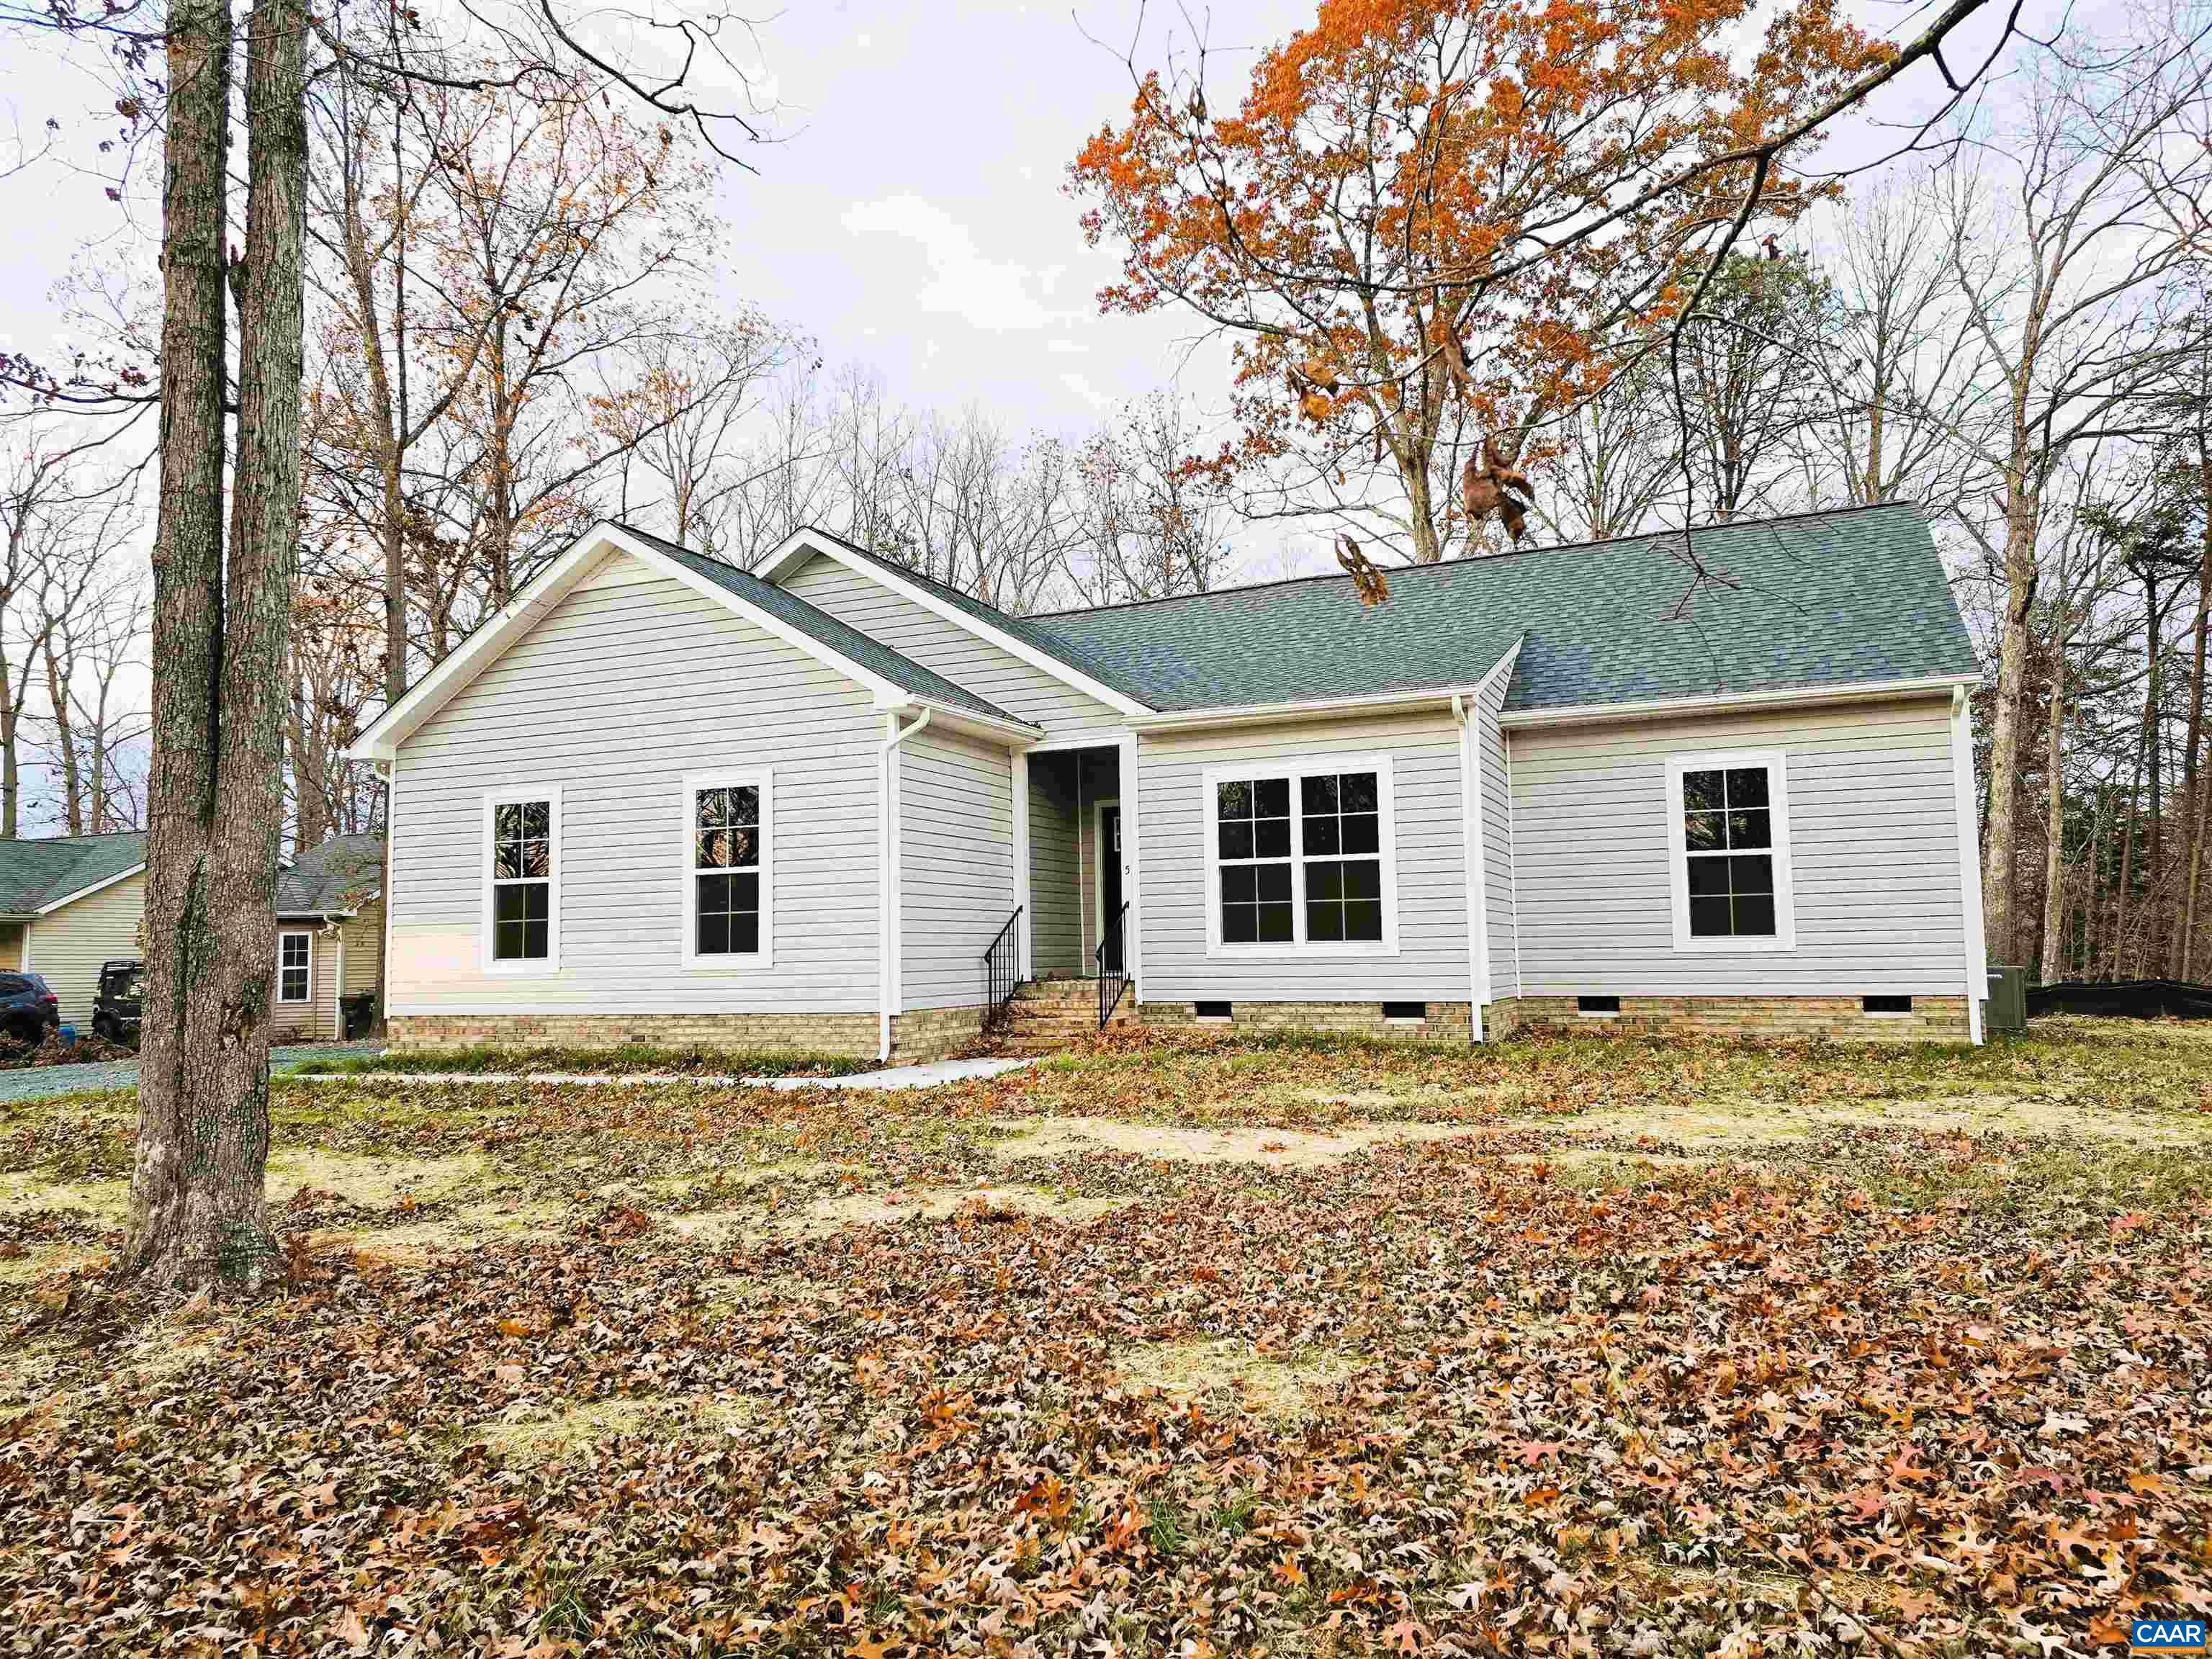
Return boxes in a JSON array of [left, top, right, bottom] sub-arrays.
[[1096, 901, 1131, 1029], [982, 905, 1025, 1033]]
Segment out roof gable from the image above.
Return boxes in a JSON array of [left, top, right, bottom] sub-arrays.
[[351, 525, 1040, 762], [757, 529, 1154, 716], [0, 832, 148, 916]]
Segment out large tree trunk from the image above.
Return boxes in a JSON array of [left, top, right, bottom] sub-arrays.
[[125, 0, 305, 1290], [2141, 574, 2166, 975], [2038, 652, 2067, 984], [1980, 485, 2038, 968], [0, 665, 18, 839], [2180, 518, 2210, 977]]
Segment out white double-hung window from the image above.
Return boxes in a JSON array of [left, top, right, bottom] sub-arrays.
[[276, 930, 311, 1003], [1664, 749, 1796, 952], [681, 770, 772, 968], [483, 786, 560, 973], [1204, 752, 1398, 957]]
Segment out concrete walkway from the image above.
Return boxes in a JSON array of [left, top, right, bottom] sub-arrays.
[[289, 1056, 1037, 1091]]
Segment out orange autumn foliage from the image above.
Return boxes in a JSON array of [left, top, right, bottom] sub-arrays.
[[1070, 0, 1889, 563]]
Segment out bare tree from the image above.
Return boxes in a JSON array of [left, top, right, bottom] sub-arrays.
[[1070, 394, 1233, 603], [606, 311, 802, 559], [1539, 359, 1678, 544], [0, 420, 143, 837], [1802, 177, 1997, 515], [37, 574, 149, 836], [1947, 18, 2212, 968]]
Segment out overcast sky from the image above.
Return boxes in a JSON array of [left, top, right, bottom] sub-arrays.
[[0, 0, 2061, 588]]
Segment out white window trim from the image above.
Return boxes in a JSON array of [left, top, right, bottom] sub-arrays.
[[481, 785, 562, 976], [679, 768, 775, 971], [1663, 748, 1797, 954], [1201, 750, 1399, 960], [276, 928, 313, 1004]]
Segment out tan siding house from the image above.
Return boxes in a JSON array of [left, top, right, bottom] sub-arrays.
[[353, 508, 1991, 1057], [0, 830, 382, 1043], [28, 865, 148, 1026]]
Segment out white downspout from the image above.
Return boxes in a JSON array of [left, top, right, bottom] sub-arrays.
[[878, 707, 932, 1061]]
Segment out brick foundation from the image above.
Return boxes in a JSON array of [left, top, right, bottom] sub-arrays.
[[1484, 994, 1972, 1044], [386, 1005, 990, 1064], [1136, 999, 1475, 1043]]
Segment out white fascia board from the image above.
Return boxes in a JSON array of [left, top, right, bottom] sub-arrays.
[[36, 861, 148, 914], [1496, 673, 1977, 730], [758, 529, 1154, 719], [1128, 684, 1483, 734], [350, 523, 914, 761]]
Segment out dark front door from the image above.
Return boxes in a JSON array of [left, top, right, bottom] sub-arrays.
[[1100, 806, 1123, 973]]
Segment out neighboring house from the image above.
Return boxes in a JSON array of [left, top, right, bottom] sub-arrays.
[[0, 832, 148, 1026], [0, 830, 384, 1040], [271, 832, 387, 1043], [349, 503, 1990, 1061]]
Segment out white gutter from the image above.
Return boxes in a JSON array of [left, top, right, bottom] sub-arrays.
[[1498, 673, 1977, 730], [878, 706, 932, 1061], [1128, 685, 1479, 734]]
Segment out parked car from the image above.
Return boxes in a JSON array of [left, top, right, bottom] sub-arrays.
[[93, 957, 143, 1048], [0, 971, 60, 1048]]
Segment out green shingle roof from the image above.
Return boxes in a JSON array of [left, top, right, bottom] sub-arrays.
[[617, 526, 1035, 729], [1025, 503, 1976, 712], [0, 832, 147, 916], [278, 833, 384, 916]]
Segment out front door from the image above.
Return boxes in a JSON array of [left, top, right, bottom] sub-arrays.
[[1098, 804, 1123, 972]]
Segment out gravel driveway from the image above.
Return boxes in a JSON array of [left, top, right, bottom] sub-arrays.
[[0, 1040, 385, 1105]]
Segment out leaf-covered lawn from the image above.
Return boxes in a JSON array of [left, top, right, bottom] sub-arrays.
[[2, 1020, 2206, 1656]]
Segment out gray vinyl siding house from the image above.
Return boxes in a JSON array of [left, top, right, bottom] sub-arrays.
[[353, 505, 1990, 1059]]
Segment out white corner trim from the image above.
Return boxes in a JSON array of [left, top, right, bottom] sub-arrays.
[[1012, 750, 1032, 979], [276, 927, 313, 1004], [1663, 748, 1797, 954], [678, 768, 775, 971], [878, 709, 932, 1060], [480, 784, 562, 976], [1453, 695, 1485, 1042], [1505, 728, 1522, 1002], [760, 530, 1154, 718], [1200, 750, 1400, 961], [1950, 687, 1987, 1045], [35, 860, 148, 914], [1498, 673, 1977, 731], [1120, 729, 1141, 991]]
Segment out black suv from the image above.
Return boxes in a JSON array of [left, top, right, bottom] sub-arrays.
[[93, 958, 143, 1048], [0, 971, 59, 1048]]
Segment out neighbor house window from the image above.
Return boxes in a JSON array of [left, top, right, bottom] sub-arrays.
[[1665, 751, 1794, 953], [682, 770, 773, 968], [483, 787, 560, 973], [1205, 754, 1397, 956], [276, 930, 310, 1003]]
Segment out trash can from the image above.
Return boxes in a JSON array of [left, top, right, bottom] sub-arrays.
[[1985, 966, 2028, 1035], [341, 992, 378, 1040]]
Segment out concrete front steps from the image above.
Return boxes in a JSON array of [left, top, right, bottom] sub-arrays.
[[990, 976, 1135, 1055]]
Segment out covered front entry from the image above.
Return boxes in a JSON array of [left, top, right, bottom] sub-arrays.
[[1022, 745, 1124, 979]]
